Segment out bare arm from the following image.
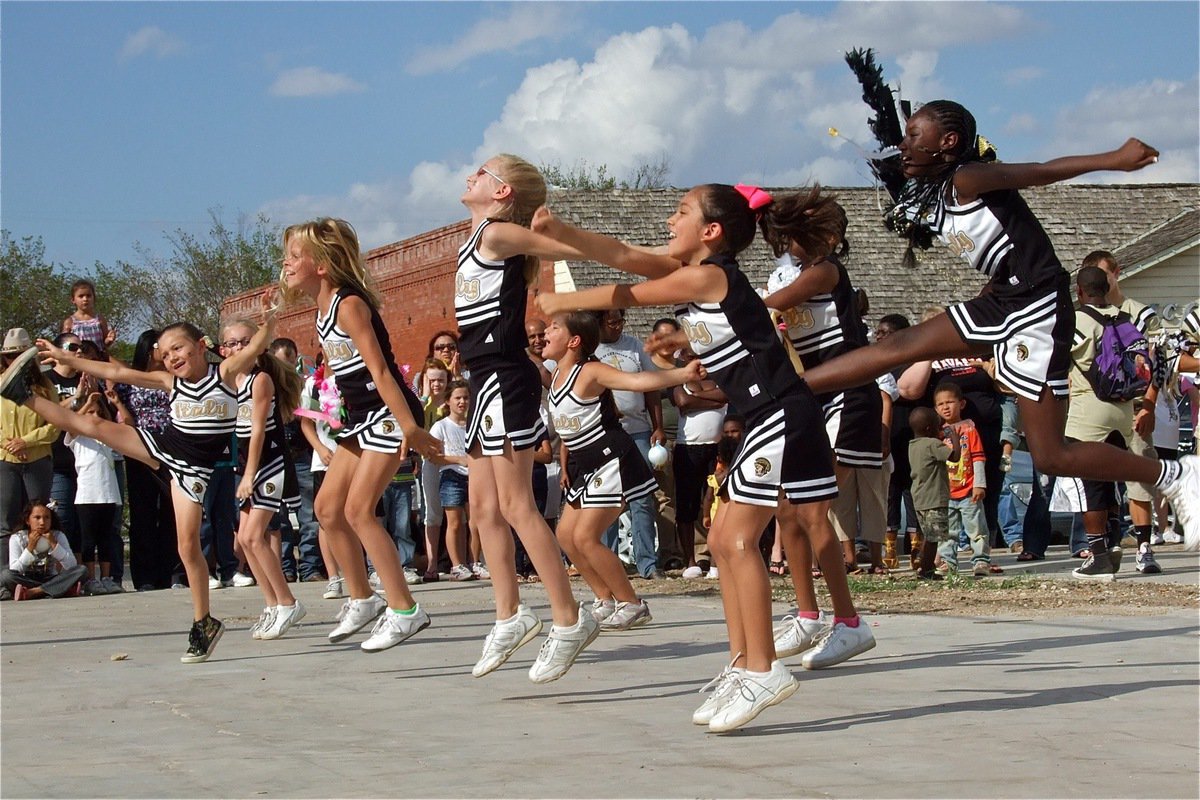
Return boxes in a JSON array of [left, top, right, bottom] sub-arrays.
[[579, 359, 703, 395], [531, 207, 680, 279], [236, 373, 272, 501], [220, 293, 279, 385], [761, 260, 839, 313], [953, 138, 1158, 202], [898, 361, 933, 401], [537, 263, 726, 318], [36, 339, 171, 391]]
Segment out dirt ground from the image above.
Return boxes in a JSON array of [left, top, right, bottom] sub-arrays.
[[645, 571, 1200, 618]]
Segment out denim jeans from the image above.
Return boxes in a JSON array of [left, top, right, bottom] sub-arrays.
[[601, 431, 659, 577], [997, 473, 1024, 547], [200, 465, 238, 582], [940, 495, 991, 568], [379, 480, 417, 567], [280, 459, 323, 579], [50, 470, 79, 551]]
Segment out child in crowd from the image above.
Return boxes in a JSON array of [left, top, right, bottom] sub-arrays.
[[672, 344, 727, 580], [536, 183, 853, 732], [2, 291, 280, 662], [223, 318, 306, 639], [418, 357, 450, 581], [789, 99, 1197, 549], [542, 311, 702, 630], [61, 279, 116, 355], [907, 406, 961, 579], [2, 501, 88, 600], [298, 353, 346, 600], [428, 379, 474, 582], [66, 391, 127, 595], [280, 218, 439, 653], [933, 382, 992, 576]]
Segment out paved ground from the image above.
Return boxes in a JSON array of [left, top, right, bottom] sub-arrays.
[[2, 549, 1198, 799]]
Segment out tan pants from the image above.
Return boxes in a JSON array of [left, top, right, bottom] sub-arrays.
[[830, 464, 889, 544]]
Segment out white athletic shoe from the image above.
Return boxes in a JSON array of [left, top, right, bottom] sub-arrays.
[[207, 576, 222, 590], [773, 610, 826, 658], [361, 604, 430, 652], [403, 567, 424, 585], [1161, 455, 1200, 551], [327, 594, 387, 643], [801, 619, 877, 670], [708, 660, 799, 733], [473, 605, 543, 678], [692, 658, 745, 725], [589, 597, 617, 624], [260, 600, 306, 640], [230, 571, 255, 588], [681, 565, 704, 579], [528, 603, 600, 684], [1163, 530, 1184, 545], [599, 599, 652, 630], [1149, 531, 1166, 547], [323, 576, 345, 599], [250, 607, 276, 639]]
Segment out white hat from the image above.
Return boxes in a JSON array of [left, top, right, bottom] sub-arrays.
[[1, 328, 33, 355]]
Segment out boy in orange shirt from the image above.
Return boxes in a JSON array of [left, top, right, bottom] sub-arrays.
[[934, 382, 992, 577]]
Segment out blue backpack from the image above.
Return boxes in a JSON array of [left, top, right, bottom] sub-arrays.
[[1079, 306, 1152, 402]]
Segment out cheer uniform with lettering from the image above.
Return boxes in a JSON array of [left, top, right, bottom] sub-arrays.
[[134, 364, 236, 503], [235, 367, 300, 514], [317, 287, 422, 453], [454, 218, 545, 455], [676, 253, 836, 507], [908, 174, 1073, 402], [772, 254, 883, 468], [550, 362, 657, 508]]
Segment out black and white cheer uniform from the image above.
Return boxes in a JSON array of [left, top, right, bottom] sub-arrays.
[[235, 367, 300, 514], [550, 362, 657, 508], [317, 287, 422, 453], [676, 254, 836, 507], [454, 218, 545, 455]]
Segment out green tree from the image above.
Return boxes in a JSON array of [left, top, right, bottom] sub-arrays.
[[541, 157, 672, 191], [0, 231, 73, 338], [111, 210, 282, 338]]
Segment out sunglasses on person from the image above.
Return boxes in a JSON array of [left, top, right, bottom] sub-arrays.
[[433, 342, 457, 352], [62, 342, 82, 352]]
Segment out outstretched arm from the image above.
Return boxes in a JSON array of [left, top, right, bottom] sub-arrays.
[[530, 207, 680, 279], [580, 358, 704, 395], [220, 290, 279, 384], [36, 339, 171, 392], [537, 263, 725, 317], [954, 138, 1158, 201]]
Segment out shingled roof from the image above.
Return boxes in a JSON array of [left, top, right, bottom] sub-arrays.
[[1111, 207, 1200, 280], [546, 183, 1199, 335]]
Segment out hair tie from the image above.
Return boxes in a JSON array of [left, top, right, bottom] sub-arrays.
[[200, 335, 215, 352], [975, 134, 997, 162], [735, 184, 773, 212]]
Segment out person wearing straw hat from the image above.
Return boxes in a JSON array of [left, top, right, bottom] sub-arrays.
[[1, 328, 58, 537]]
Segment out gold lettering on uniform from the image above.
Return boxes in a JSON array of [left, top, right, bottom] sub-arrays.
[[784, 308, 815, 329], [946, 231, 975, 257], [237, 405, 252, 421], [679, 318, 713, 346], [456, 273, 481, 302], [322, 341, 354, 362], [173, 399, 231, 419], [553, 415, 582, 433]]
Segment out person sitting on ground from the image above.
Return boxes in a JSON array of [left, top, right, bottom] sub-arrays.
[[1, 500, 88, 601]]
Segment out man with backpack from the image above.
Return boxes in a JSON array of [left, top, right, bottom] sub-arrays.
[[1087, 250, 1165, 574], [1055, 266, 1150, 581]]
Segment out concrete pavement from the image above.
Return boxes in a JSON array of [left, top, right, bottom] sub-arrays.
[[2, 549, 1198, 799]]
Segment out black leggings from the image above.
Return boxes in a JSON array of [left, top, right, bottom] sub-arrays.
[[76, 503, 120, 564]]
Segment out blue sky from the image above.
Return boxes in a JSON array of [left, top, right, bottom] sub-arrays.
[[3, 1, 1197, 274]]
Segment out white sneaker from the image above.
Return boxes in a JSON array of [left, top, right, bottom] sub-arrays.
[[692, 656, 745, 725], [100, 576, 123, 594], [528, 603, 600, 684], [230, 571, 255, 588], [599, 599, 652, 630], [705, 566, 720, 580], [473, 605, 543, 677], [449, 564, 477, 581], [773, 610, 826, 658], [708, 660, 799, 733], [681, 565, 704, 579], [1135, 544, 1162, 575], [801, 619, 876, 670], [250, 607, 275, 639], [361, 604, 430, 652], [1150, 531, 1166, 547], [84, 578, 104, 596], [1161, 455, 1200, 551], [261, 600, 307, 640], [327, 594, 387, 643], [207, 576, 222, 590], [1163, 530, 1184, 545], [323, 576, 345, 599], [589, 597, 617, 623], [403, 567, 424, 585], [471, 562, 491, 580], [367, 571, 383, 591]]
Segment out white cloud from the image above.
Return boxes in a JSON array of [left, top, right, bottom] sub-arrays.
[[406, 4, 577, 75], [1042, 77, 1200, 184], [1004, 112, 1038, 136], [118, 26, 185, 62], [269, 67, 366, 98], [1004, 66, 1044, 86]]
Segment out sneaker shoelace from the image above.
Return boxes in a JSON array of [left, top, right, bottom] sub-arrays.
[[187, 623, 206, 654], [335, 600, 352, 622], [483, 618, 525, 654]]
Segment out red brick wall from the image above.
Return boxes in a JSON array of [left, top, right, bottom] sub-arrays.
[[221, 218, 552, 375]]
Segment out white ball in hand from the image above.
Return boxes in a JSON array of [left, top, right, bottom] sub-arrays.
[[648, 444, 669, 468]]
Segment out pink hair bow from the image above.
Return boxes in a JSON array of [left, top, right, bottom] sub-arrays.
[[735, 184, 773, 211]]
